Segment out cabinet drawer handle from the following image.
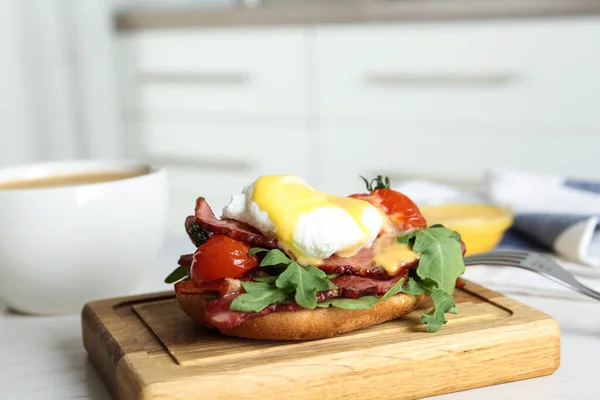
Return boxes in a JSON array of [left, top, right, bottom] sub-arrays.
[[138, 71, 250, 85], [364, 71, 517, 87], [154, 155, 255, 171]]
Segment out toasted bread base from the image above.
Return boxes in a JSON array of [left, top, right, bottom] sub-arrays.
[[176, 291, 424, 340]]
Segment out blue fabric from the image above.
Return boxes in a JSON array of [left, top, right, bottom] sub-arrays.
[[497, 228, 547, 251], [564, 179, 600, 195], [492, 179, 600, 254], [512, 214, 590, 249]]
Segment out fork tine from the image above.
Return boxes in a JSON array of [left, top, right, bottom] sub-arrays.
[[464, 259, 522, 267], [464, 257, 516, 264], [465, 251, 600, 302], [469, 250, 531, 258], [464, 253, 526, 263], [465, 259, 517, 267]]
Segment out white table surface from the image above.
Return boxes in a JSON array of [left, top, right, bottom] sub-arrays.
[[1, 236, 599, 400]]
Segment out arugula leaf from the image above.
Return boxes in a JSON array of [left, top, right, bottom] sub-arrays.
[[249, 247, 269, 257], [429, 224, 461, 241], [276, 262, 337, 309], [230, 281, 292, 312], [396, 225, 464, 332], [317, 278, 405, 310], [252, 275, 278, 284], [230, 248, 339, 311], [401, 276, 458, 333], [259, 249, 293, 267], [421, 291, 457, 332], [164, 265, 189, 284], [253, 248, 339, 308], [396, 234, 413, 245], [413, 227, 465, 294], [401, 277, 428, 295], [397, 225, 465, 294]]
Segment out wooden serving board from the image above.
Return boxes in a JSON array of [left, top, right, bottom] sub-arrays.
[[82, 282, 560, 400]]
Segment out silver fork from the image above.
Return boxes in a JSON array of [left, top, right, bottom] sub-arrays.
[[464, 250, 600, 301]]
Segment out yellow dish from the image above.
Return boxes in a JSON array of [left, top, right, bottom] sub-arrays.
[[420, 204, 513, 255]]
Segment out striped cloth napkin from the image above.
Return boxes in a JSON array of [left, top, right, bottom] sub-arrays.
[[393, 169, 600, 301], [485, 168, 600, 267]]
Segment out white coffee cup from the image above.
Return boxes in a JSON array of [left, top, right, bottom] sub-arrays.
[[0, 160, 169, 314]]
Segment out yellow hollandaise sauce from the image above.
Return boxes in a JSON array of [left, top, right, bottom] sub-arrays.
[[251, 175, 376, 265], [372, 235, 420, 275], [421, 203, 513, 255]]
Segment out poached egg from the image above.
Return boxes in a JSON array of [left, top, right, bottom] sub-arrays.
[[222, 175, 383, 266]]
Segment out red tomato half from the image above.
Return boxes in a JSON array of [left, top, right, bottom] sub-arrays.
[[191, 234, 258, 282], [350, 189, 427, 232]]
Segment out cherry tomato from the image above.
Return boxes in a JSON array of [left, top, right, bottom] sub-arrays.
[[350, 189, 427, 231], [190, 234, 258, 282]]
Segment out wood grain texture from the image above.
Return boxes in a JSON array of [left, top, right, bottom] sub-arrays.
[[82, 282, 560, 400]]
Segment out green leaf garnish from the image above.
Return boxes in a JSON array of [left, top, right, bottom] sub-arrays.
[[252, 275, 278, 284], [397, 225, 465, 294], [402, 277, 458, 332], [396, 224, 465, 332], [421, 292, 458, 332], [275, 262, 338, 309], [230, 282, 292, 312], [164, 265, 189, 284], [259, 249, 292, 267], [228, 248, 338, 312], [249, 247, 269, 257], [429, 223, 461, 241], [360, 175, 391, 191]]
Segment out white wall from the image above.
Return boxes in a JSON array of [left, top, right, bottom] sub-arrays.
[[0, 0, 123, 167], [0, 0, 35, 166]]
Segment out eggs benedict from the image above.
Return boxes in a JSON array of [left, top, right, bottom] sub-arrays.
[[222, 175, 384, 265], [166, 175, 466, 340]]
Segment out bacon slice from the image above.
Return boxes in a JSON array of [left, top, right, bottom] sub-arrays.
[[320, 235, 465, 277], [175, 278, 242, 297], [331, 270, 408, 299], [178, 254, 193, 269], [194, 197, 278, 249], [319, 247, 418, 278]]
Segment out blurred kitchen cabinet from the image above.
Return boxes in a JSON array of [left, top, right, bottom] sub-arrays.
[[117, 27, 310, 233], [315, 20, 600, 124], [318, 121, 600, 196], [124, 120, 309, 233], [116, 18, 600, 232], [314, 19, 600, 192], [118, 28, 308, 117]]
